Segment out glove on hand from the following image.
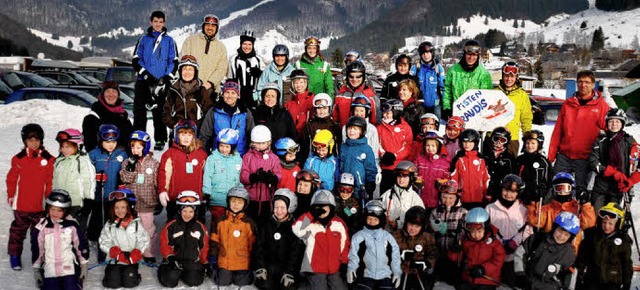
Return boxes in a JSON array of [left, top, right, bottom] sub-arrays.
[[250, 67, 262, 77], [255, 268, 267, 280], [265, 170, 279, 186], [126, 156, 139, 172], [469, 265, 485, 278], [365, 182, 376, 197], [167, 255, 182, 270], [281, 273, 295, 287], [392, 274, 401, 288], [380, 152, 396, 166], [129, 249, 143, 264]]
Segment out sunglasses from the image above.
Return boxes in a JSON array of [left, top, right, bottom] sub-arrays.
[[464, 222, 484, 231], [492, 135, 508, 145], [464, 46, 481, 55], [177, 195, 198, 204], [339, 185, 354, 194], [553, 183, 572, 193], [502, 64, 519, 75], [348, 74, 364, 79], [55, 131, 82, 143], [598, 210, 620, 220], [108, 190, 134, 202], [204, 16, 219, 25]]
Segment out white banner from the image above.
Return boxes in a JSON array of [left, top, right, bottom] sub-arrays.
[[452, 89, 515, 132]]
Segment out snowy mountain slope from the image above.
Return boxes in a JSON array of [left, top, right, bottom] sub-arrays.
[[0, 99, 639, 289]]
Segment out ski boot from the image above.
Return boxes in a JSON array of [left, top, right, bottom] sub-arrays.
[[10, 255, 21, 271]]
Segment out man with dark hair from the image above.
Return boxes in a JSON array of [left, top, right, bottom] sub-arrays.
[[182, 14, 228, 95], [132, 10, 178, 150], [381, 54, 420, 100], [549, 70, 609, 189]]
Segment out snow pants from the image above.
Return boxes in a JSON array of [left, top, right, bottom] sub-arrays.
[[158, 261, 204, 287], [103, 264, 140, 288], [8, 210, 43, 256], [42, 275, 81, 290]]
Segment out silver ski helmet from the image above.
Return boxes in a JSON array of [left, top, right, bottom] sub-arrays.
[[274, 188, 298, 214]]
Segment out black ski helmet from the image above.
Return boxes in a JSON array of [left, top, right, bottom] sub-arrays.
[[459, 129, 481, 149], [418, 41, 435, 54], [605, 108, 627, 127], [522, 130, 544, 152], [404, 206, 427, 229], [21, 123, 44, 142], [272, 44, 290, 63], [346, 116, 367, 138]]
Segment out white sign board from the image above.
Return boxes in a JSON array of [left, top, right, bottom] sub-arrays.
[[452, 89, 515, 132]]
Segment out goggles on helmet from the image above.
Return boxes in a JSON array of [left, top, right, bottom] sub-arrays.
[[553, 183, 572, 193], [464, 46, 481, 55], [55, 131, 82, 143], [439, 183, 458, 194], [366, 205, 385, 216], [177, 194, 199, 204], [447, 119, 464, 130], [598, 209, 621, 220], [502, 64, 519, 75], [464, 222, 484, 231], [492, 135, 509, 145], [108, 190, 135, 202], [339, 185, 354, 194]]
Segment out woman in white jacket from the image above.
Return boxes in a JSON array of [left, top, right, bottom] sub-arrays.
[[99, 188, 149, 288], [485, 174, 533, 287]]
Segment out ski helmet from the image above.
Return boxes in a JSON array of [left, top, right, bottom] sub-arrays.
[[251, 125, 271, 143], [173, 119, 197, 144], [459, 129, 481, 149], [463, 40, 482, 55], [346, 116, 368, 138], [274, 137, 300, 157], [344, 51, 361, 65], [350, 94, 372, 118], [598, 202, 626, 230], [46, 189, 72, 208], [422, 130, 444, 152], [606, 108, 627, 127], [313, 93, 333, 108], [202, 14, 219, 37], [553, 211, 580, 235], [98, 124, 119, 141], [240, 30, 255, 44], [130, 130, 151, 155], [310, 189, 336, 207], [502, 61, 519, 78], [420, 113, 440, 129], [227, 186, 250, 212], [312, 129, 335, 154], [490, 127, 511, 150], [522, 130, 544, 152], [501, 174, 525, 194], [21, 123, 44, 142], [216, 128, 240, 149], [304, 36, 320, 48], [272, 44, 290, 61], [446, 116, 465, 130], [552, 172, 575, 196], [55, 128, 83, 145], [465, 207, 490, 231], [404, 206, 427, 228], [260, 82, 281, 103], [438, 179, 461, 205], [290, 69, 309, 90], [394, 161, 417, 186], [346, 61, 366, 76], [395, 54, 412, 69], [418, 41, 435, 54], [382, 99, 404, 121], [364, 200, 386, 229], [274, 188, 298, 214], [178, 55, 199, 80], [296, 169, 321, 193], [337, 172, 355, 187]]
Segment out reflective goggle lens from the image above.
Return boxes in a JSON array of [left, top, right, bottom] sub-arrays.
[[366, 206, 384, 216], [312, 141, 328, 148], [465, 46, 481, 54], [204, 16, 218, 25], [339, 185, 354, 194], [439, 184, 458, 194], [492, 135, 508, 144], [553, 183, 572, 193], [108, 190, 131, 201], [180, 55, 197, 63], [177, 195, 198, 203], [502, 65, 519, 75], [598, 210, 620, 220], [421, 119, 437, 126]]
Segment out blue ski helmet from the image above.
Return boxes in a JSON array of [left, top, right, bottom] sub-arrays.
[[130, 130, 151, 155], [174, 119, 198, 144], [98, 124, 119, 141], [274, 137, 300, 157], [216, 128, 240, 146], [466, 207, 490, 224], [553, 211, 580, 235]]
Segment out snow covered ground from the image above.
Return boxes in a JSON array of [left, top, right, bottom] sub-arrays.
[[0, 99, 638, 289]]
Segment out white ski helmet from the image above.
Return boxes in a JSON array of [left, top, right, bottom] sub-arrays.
[[227, 186, 250, 212], [176, 190, 200, 207], [251, 125, 272, 143], [338, 172, 355, 187], [313, 93, 333, 108], [310, 189, 336, 207], [273, 188, 298, 213]]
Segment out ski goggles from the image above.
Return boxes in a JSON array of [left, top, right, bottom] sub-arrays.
[[108, 190, 134, 202], [598, 209, 621, 220], [339, 185, 354, 194], [365, 205, 385, 216], [203, 15, 219, 25], [464, 222, 484, 231], [447, 119, 464, 130], [55, 131, 82, 143], [297, 171, 319, 182], [502, 63, 519, 75], [420, 118, 438, 126], [312, 141, 330, 148], [351, 97, 370, 107], [491, 135, 509, 145], [180, 54, 197, 63], [348, 74, 364, 80], [395, 169, 413, 177], [439, 183, 458, 194], [464, 46, 481, 55], [553, 183, 573, 193], [304, 36, 320, 46], [313, 99, 330, 108], [177, 194, 199, 204], [381, 103, 401, 112], [282, 144, 300, 154]]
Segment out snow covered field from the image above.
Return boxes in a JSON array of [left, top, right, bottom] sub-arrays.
[[0, 99, 638, 289]]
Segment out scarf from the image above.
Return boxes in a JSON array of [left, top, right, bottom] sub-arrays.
[[98, 95, 125, 113], [179, 80, 199, 99], [608, 130, 625, 171], [236, 47, 256, 59]]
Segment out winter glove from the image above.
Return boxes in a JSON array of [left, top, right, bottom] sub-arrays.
[[265, 170, 279, 187], [380, 152, 396, 166], [621, 171, 640, 192], [166, 255, 182, 270], [255, 268, 267, 280], [141, 71, 156, 83], [412, 261, 430, 272], [249, 172, 261, 184], [203, 263, 213, 278], [576, 189, 591, 204], [125, 156, 139, 172], [604, 165, 620, 177], [95, 172, 108, 183], [118, 251, 131, 264], [503, 239, 519, 254], [79, 263, 88, 282], [346, 269, 357, 284], [109, 246, 122, 259], [392, 274, 401, 288], [33, 267, 43, 288], [159, 191, 170, 207], [514, 272, 527, 289], [129, 249, 143, 264], [469, 265, 485, 278], [250, 67, 262, 78], [442, 109, 452, 122], [401, 249, 415, 261], [78, 199, 93, 218], [299, 216, 311, 230], [161, 75, 173, 85], [414, 176, 424, 189], [431, 219, 447, 235], [365, 182, 376, 198], [153, 203, 164, 215], [281, 273, 295, 287]]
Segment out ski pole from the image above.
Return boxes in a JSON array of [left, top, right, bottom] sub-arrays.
[[482, 274, 515, 290], [624, 191, 640, 262], [140, 260, 159, 268], [89, 259, 114, 270]]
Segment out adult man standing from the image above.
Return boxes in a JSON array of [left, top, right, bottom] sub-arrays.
[[228, 31, 263, 110], [182, 14, 228, 94], [549, 70, 609, 189], [132, 10, 178, 150], [441, 40, 493, 121]]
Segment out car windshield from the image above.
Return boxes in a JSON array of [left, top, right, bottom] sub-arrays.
[[71, 73, 93, 84], [18, 72, 54, 87], [109, 68, 136, 84]]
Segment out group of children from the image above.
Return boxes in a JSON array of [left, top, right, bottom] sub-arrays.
[[6, 100, 637, 290]]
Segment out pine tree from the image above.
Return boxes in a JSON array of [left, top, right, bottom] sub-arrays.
[[521, 19, 525, 28], [534, 60, 544, 88], [484, 17, 489, 25], [590, 26, 605, 51], [331, 47, 344, 68], [390, 43, 400, 56], [67, 40, 73, 49], [513, 19, 519, 28]]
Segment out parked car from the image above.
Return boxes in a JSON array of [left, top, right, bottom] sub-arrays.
[[106, 66, 136, 85], [0, 80, 13, 103], [5, 87, 96, 107], [531, 95, 565, 124], [76, 69, 107, 82], [2, 70, 55, 89], [34, 71, 97, 85]]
